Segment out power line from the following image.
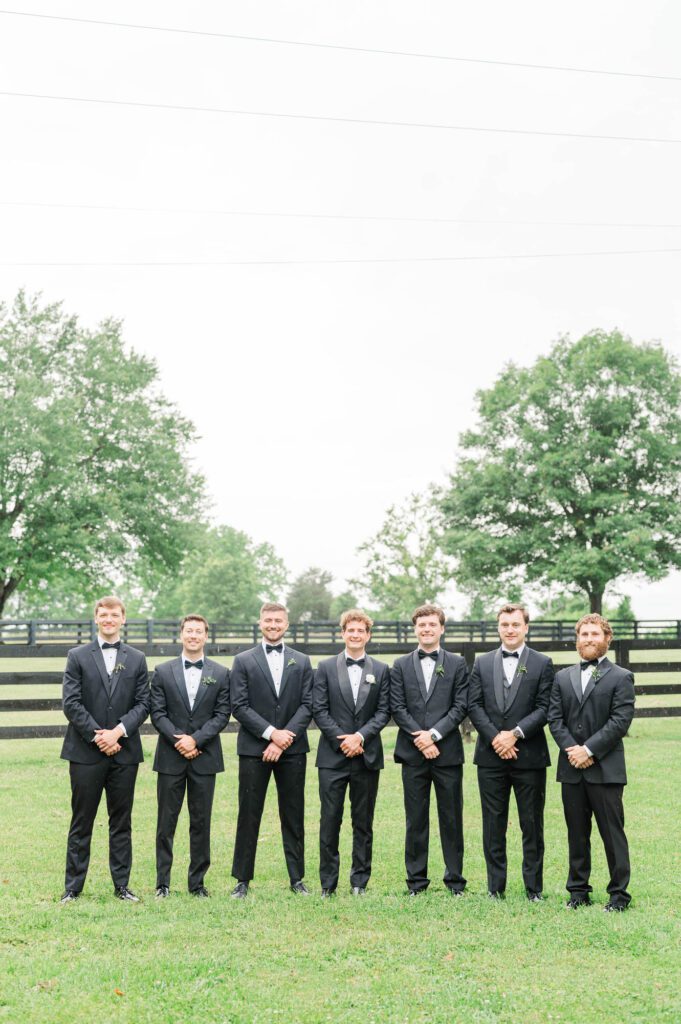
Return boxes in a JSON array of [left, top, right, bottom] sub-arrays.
[[2, 248, 680, 267], [0, 90, 678, 145], [1, 200, 680, 230], [1, 9, 678, 84]]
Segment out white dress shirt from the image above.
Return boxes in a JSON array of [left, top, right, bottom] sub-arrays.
[[182, 658, 203, 709], [501, 644, 526, 738], [418, 649, 442, 741], [580, 656, 606, 759], [97, 636, 127, 736], [262, 640, 285, 741]]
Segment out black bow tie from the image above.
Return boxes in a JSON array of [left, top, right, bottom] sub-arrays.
[[346, 657, 365, 668], [502, 650, 519, 659], [101, 641, 120, 650], [266, 643, 283, 654], [580, 659, 599, 670], [185, 659, 204, 670], [418, 650, 438, 660]]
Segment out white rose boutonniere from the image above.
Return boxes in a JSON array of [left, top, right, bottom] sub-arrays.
[[366, 673, 376, 684]]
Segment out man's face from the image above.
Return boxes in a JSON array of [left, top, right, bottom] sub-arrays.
[[497, 611, 529, 651], [95, 604, 125, 641], [576, 622, 609, 661], [414, 614, 445, 652], [343, 619, 370, 657], [181, 619, 208, 657], [260, 609, 288, 644]]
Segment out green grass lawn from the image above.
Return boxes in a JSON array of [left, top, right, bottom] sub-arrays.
[[1, 722, 679, 1024]]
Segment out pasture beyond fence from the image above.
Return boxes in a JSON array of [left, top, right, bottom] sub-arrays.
[[1, 637, 679, 740]]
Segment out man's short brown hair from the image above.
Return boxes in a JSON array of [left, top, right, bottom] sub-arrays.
[[94, 595, 125, 616], [180, 613, 209, 633], [340, 609, 373, 632], [260, 602, 288, 617], [412, 603, 445, 626], [575, 613, 613, 642], [497, 603, 530, 624]]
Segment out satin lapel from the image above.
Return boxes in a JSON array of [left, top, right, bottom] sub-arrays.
[[108, 644, 128, 699], [91, 644, 111, 695], [355, 655, 374, 715], [570, 664, 583, 704], [493, 648, 505, 713], [504, 646, 530, 712], [411, 651, 429, 705], [278, 646, 296, 698], [172, 658, 192, 714], [336, 653, 356, 713], [192, 658, 212, 714], [252, 645, 279, 699], [424, 649, 444, 704], [582, 658, 613, 706]]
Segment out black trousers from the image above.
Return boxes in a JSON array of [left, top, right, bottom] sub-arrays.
[[401, 761, 466, 893], [561, 779, 631, 906], [477, 764, 546, 896], [231, 754, 306, 883], [318, 763, 380, 891], [156, 767, 216, 891], [65, 759, 138, 893]]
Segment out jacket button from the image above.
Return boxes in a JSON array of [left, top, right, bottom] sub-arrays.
[[108, 705, 113, 711]]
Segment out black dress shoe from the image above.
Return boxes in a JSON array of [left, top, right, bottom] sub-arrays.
[[59, 890, 80, 904], [527, 892, 544, 903], [566, 897, 591, 909], [351, 886, 366, 896], [603, 901, 627, 912], [407, 889, 426, 897], [290, 880, 310, 895], [487, 891, 505, 900], [321, 888, 335, 899], [191, 886, 210, 898], [446, 886, 465, 897], [155, 885, 170, 899], [114, 886, 140, 902], [230, 881, 249, 899]]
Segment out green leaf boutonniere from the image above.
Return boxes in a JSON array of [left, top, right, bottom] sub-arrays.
[[113, 662, 126, 674], [202, 676, 217, 686], [591, 669, 601, 683], [435, 665, 445, 677], [517, 664, 528, 675], [287, 658, 296, 668]]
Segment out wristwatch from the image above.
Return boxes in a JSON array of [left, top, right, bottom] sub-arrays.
[[512, 726, 523, 739], [430, 730, 439, 743]]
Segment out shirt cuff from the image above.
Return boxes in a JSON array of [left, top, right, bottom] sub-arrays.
[[584, 745, 593, 757], [514, 726, 525, 739], [431, 729, 442, 742], [117, 722, 128, 738], [262, 725, 274, 741], [357, 732, 365, 744]]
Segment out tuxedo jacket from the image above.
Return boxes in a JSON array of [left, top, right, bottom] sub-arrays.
[[61, 640, 150, 765], [230, 643, 313, 758], [150, 657, 230, 775], [391, 649, 469, 767], [313, 653, 391, 771], [468, 646, 554, 769], [548, 658, 635, 785]]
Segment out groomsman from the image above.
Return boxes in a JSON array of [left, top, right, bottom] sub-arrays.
[[391, 604, 469, 895], [150, 614, 230, 898], [467, 604, 554, 900], [313, 610, 391, 896], [60, 596, 150, 902], [549, 614, 635, 911], [230, 603, 314, 897]]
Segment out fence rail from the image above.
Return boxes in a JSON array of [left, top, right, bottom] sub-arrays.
[[2, 617, 681, 646], [1, 639, 679, 738]]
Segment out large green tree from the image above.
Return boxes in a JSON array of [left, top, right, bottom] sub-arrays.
[[152, 525, 288, 621], [286, 567, 334, 622], [0, 290, 203, 616], [351, 493, 454, 618], [440, 330, 681, 613]]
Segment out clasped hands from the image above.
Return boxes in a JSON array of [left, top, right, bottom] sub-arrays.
[[412, 730, 439, 760], [566, 745, 594, 769], [492, 730, 518, 761], [173, 733, 201, 760], [263, 728, 296, 763], [337, 733, 364, 758], [94, 727, 123, 756]]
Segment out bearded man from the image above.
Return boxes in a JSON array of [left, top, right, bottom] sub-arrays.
[[548, 614, 635, 911]]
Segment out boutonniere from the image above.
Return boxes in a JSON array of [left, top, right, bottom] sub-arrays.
[[113, 662, 126, 674], [435, 665, 445, 677], [591, 669, 601, 683], [366, 673, 376, 684], [287, 658, 296, 668], [517, 664, 527, 675], [202, 676, 217, 686]]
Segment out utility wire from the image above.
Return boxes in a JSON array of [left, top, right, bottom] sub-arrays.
[[0, 90, 678, 144], [1, 200, 680, 230], [1, 9, 679, 84], [2, 248, 680, 267]]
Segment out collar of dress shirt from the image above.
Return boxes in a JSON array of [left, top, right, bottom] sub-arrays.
[[262, 639, 284, 654], [501, 644, 525, 657], [344, 648, 366, 662], [98, 635, 121, 647]]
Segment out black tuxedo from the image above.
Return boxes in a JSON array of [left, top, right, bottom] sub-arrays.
[[60, 640, 150, 893], [313, 653, 390, 891], [548, 658, 635, 906], [468, 646, 554, 896], [230, 643, 313, 883], [150, 656, 230, 891], [391, 649, 469, 893]]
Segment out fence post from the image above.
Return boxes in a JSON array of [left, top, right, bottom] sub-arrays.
[[146, 619, 154, 644], [28, 620, 36, 645]]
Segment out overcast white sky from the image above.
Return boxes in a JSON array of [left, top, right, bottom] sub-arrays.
[[1, 1, 680, 616]]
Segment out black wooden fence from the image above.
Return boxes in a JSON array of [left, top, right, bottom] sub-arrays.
[[1, 638, 679, 739]]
